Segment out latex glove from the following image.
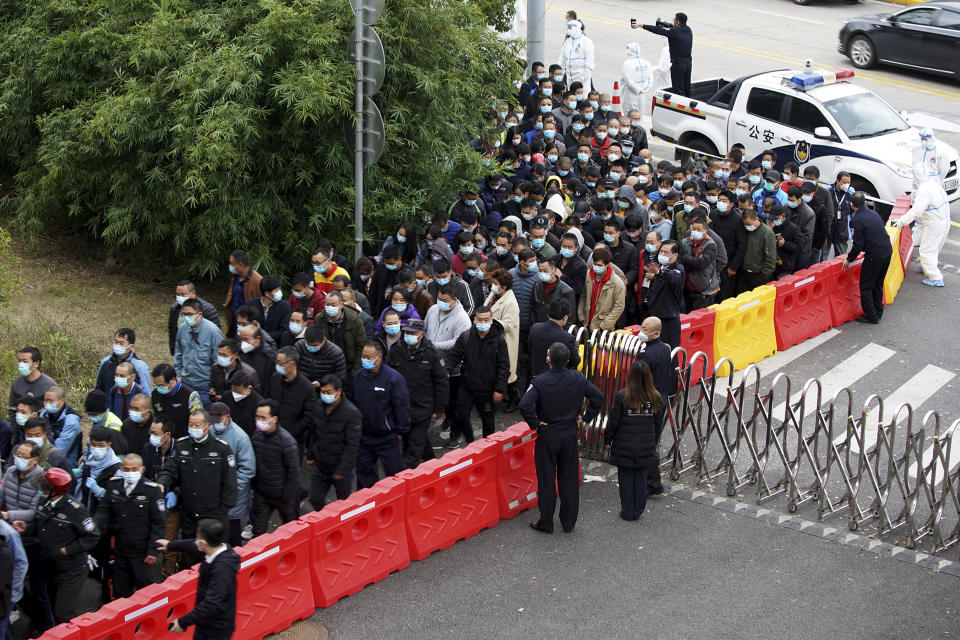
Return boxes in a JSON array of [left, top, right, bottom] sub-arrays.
[[86, 554, 99, 571], [84, 477, 105, 498], [165, 492, 178, 509], [890, 219, 903, 228]]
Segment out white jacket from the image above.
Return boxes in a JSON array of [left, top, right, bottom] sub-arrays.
[[559, 25, 595, 88], [620, 43, 653, 115]]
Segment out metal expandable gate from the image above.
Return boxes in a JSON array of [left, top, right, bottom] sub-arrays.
[[569, 327, 960, 554]]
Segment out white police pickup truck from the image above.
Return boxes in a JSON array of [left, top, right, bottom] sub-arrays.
[[650, 68, 960, 209]]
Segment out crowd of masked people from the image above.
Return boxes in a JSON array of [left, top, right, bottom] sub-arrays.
[[0, 61, 864, 639]]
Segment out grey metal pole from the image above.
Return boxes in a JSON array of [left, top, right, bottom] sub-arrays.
[[526, 0, 545, 73], [354, 6, 364, 262]]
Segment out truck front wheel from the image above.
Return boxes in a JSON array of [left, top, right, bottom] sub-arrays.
[[678, 138, 719, 177]]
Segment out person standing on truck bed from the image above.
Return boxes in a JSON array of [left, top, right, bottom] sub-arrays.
[[633, 13, 692, 98]]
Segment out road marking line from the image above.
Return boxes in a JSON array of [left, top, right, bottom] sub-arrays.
[[713, 329, 841, 398], [838, 364, 956, 454], [770, 343, 895, 422], [739, 7, 824, 25], [945, 239, 960, 248]]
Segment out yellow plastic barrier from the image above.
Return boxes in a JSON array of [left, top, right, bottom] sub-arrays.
[[883, 224, 904, 305], [712, 285, 777, 376]]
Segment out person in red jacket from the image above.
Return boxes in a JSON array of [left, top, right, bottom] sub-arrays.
[[287, 271, 325, 325]]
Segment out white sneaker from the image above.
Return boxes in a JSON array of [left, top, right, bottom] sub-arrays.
[[241, 524, 254, 540]]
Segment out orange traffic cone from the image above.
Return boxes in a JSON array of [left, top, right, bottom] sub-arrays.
[[612, 81, 622, 117]]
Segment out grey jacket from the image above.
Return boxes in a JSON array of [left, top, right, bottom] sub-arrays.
[[0, 464, 44, 523]]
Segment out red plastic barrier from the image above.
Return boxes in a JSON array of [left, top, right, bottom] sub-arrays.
[[301, 476, 410, 608], [897, 223, 914, 273], [822, 256, 865, 325], [39, 624, 83, 640], [486, 423, 538, 519], [771, 264, 833, 350], [677, 308, 715, 384], [70, 570, 198, 640], [233, 519, 315, 639], [398, 439, 500, 561]]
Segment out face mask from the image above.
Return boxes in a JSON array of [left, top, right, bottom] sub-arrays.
[[691, 230, 705, 241], [603, 233, 616, 244], [560, 248, 575, 259], [745, 224, 758, 232], [14, 457, 31, 472], [313, 263, 327, 275], [538, 271, 552, 282], [658, 254, 670, 265], [618, 200, 630, 210], [643, 243, 658, 254], [847, 185, 855, 195], [26, 436, 45, 448], [531, 237, 545, 249], [491, 283, 501, 295], [228, 265, 239, 275], [112, 343, 127, 357], [525, 261, 539, 273], [658, 188, 670, 197], [763, 182, 776, 193], [277, 364, 291, 377], [735, 188, 747, 197], [543, 130, 556, 140], [89, 446, 108, 460], [584, 112, 594, 121], [321, 393, 338, 405], [435, 276, 450, 286], [588, 100, 599, 109], [269, 290, 282, 302], [605, 190, 616, 198], [572, 123, 585, 133], [115, 375, 132, 390], [595, 131, 607, 141], [403, 333, 420, 346], [592, 264, 607, 276], [149, 434, 164, 447], [325, 305, 340, 317], [608, 127, 619, 136], [586, 180, 597, 188], [292, 288, 309, 299], [498, 111, 508, 120], [183, 314, 198, 327], [90, 414, 107, 426], [717, 201, 731, 214], [231, 390, 249, 402], [129, 410, 145, 423], [393, 233, 408, 245], [240, 340, 256, 354], [921, 138, 935, 150], [541, 87, 551, 97], [120, 470, 142, 486], [384, 262, 400, 272], [385, 324, 401, 336], [521, 211, 535, 221], [672, 180, 683, 189], [495, 246, 508, 256], [547, 154, 559, 163], [437, 300, 451, 312], [566, 100, 577, 109], [359, 274, 370, 283], [577, 153, 589, 163], [213, 354, 232, 368], [17, 362, 31, 377], [361, 358, 377, 370], [773, 219, 783, 227], [188, 427, 205, 440], [683, 204, 694, 214], [539, 105, 551, 115], [512, 138, 522, 146], [15, 413, 28, 426], [255, 420, 272, 432], [475, 322, 492, 333], [155, 383, 171, 395], [608, 154, 620, 163], [787, 200, 799, 209], [799, 193, 814, 205], [761, 160, 772, 170], [609, 171, 621, 182], [748, 174, 761, 185], [44, 402, 59, 414], [458, 243, 474, 256], [476, 242, 487, 251], [706, 195, 718, 204], [649, 212, 661, 222]]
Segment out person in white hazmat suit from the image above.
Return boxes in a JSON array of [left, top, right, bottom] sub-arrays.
[[909, 128, 951, 264], [559, 20, 594, 91], [620, 43, 653, 116], [894, 172, 950, 287]]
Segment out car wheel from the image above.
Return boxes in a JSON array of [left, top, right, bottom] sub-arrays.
[[851, 178, 891, 219], [793, 0, 813, 5], [678, 137, 718, 177], [848, 35, 876, 69]]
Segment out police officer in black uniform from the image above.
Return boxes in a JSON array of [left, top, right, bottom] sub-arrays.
[[843, 191, 893, 325], [13, 468, 100, 624], [157, 409, 237, 540], [520, 343, 603, 534], [94, 453, 166, 598]]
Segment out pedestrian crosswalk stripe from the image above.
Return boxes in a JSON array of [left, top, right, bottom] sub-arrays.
[[841, 364, 956, 455], [770, 343, 895, 423]]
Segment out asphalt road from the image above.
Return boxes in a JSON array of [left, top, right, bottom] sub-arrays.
[[314, 481, 960, 640]]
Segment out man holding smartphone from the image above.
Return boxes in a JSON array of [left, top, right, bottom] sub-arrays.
[[631, 13, 693, 97]]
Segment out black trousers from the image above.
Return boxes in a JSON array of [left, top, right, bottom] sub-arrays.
[[670, 61, 692, 97], [683, 290, 713, 313], [534, 428, 580, 533], [45, 556, 88, 624], [859, 253, 889, 322], [251, 492, 298, 536], [356, 433, 404, 489], [617, 466, 649, 520], [112, 553, 161, 599], [309, 466, 352, 510], [455, 388, 496, 443], [647, 405, 668, 493], [659, 317, 681, 351], [179, 512, 228, 541], [22, 542, 54, 632], [718, 271, 737, 303], [737, 270, 769, 294], [403, 417, 435, 468]]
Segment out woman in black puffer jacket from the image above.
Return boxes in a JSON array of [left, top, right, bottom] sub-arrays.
[[604, 359, 662, 521]]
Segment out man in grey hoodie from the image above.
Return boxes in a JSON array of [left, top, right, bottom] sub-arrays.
[[615, 184, 649, 234], [424, 286, 473, 434]]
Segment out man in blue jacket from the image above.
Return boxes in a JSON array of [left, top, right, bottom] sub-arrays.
[[174, 300, 223, 409], [351, 342, 411, 488]]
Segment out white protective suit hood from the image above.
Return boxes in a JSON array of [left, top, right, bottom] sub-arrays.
[[566, 20, 582, 38], [626, 42, 641, 58]]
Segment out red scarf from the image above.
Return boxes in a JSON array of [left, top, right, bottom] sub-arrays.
[[588, 266, 613, 324]]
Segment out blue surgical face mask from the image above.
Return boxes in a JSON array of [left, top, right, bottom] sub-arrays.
[[761, 160, 772, 170], [645, 243, 658, 253], [129, 411, 145, 423], [572, 123, 585, 133], [112, 343, 127, 357], [384, 324, 401, 336], [592, 264, 607, 276], [460, 245, 474, 255], [603, 233, 616, 244], [435, 276, 450, 286], [787, 200, 799, 209], [531, 237, 545, 249], [609, 172, 621, 182], [228, 265, 239, 275], [89, 414, 106, 425], [217, 355, 233, 368], [802, 194, 813, 203], [547, 154, 559, 163], [188, 427, 205, 440], [475, 322, 492, 333], [361, 358, 377, 370], [122, 471, 142, 485], [89, 446, 108, 460], [325, 305, 340, 317], [270, 290, 282, 302], [577, 152, 589, 163], [114, 376, 129, 389], [683, 204, 694, 214], [384, 262, 399, 271], [566, 100, 577, 110], [716, 201, 729, 213], [658, 254, 670, 265], [586, 180, 596, 187], [16, 362, 31, 377], [538, 271, 552, 282], [314, 263, 327, 274], [589, 100, 599, 109], [557, 169, 570, 177], [774, 219, 783, 227], [541, 87, 551, 96], [543, 130, 555, 140], [292, 289, 307, 298], [735, 188, 747, 197], [15, 413, 28, 426], [403, 333, 419, 346], [584, 112, 594, 121], [764, 182, 776, 192], [553, 74, 563, 83], [467, 268, 482, 278], [525, 261, 539, 273], [513, 195, 523, 203], [560, 248, 575, 259], [44, 402, 59, 414], [320, 393, 337, 404], [437, 300, 451, 312], [13, 457, 30, 472], [465, 198, 477, 206], [748, 174, 761, 185], [305, 343, 322, 353], [155, 384, 170, 395], [391, 302, 406, 314], [396, 234, 407, 244], [539, 105, 551, 114], [691, 230, 705, 241], [289, 322, 304, 334], [275, 363, 287, 375], [605, 190, 616, 198]]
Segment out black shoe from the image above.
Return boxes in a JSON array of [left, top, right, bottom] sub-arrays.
[[647, 486, 664, 496], [562, 525, 575, 533], [619, 513, 634, 521], [855, 316, 879, 324], [530, 521, 553, 534], [503, 402, 518, 413]]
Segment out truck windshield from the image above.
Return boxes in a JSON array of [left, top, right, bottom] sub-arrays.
[[822, 92, 909, 140]]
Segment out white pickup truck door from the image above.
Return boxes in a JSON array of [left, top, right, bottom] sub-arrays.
[[728, 86, 797, 165]]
